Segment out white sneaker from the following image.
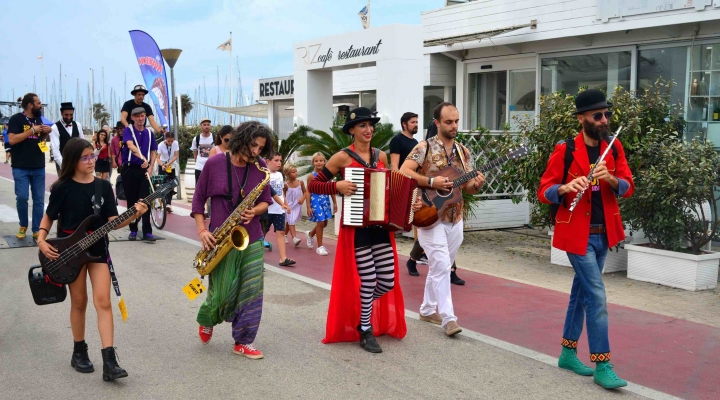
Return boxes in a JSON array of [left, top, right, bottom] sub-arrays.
[[293, 237, 301, 247], [417, 255, 429, 265], [305, 231, 314, 248], [316, 246, 329, 256], [284, 235, 288, 243]]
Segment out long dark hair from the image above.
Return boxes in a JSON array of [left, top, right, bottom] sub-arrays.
[[228, 121, 274, 161], [52, 138, 94, 190], [215, 125, 234, 145]]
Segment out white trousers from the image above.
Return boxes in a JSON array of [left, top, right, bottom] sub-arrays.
[[418, 221, 464, 327]]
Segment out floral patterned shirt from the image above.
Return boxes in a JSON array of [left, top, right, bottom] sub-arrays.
[[406, 136, 473, 224]]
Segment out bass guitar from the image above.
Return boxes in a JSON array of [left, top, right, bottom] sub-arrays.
[[412, 145, 530, 228], [37, 180, 177, 285]]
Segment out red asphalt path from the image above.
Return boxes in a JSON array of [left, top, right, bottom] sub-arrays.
[[2, 164, 718, 399]]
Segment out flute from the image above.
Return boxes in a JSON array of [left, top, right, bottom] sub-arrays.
[[568, 126, 623, 212]]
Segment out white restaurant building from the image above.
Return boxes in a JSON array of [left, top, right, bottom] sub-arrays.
[[251, 0, 720, 230]]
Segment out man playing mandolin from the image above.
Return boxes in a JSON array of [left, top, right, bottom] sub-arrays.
[[400, 102, 484, 337]]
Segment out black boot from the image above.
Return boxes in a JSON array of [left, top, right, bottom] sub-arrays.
[[450, 267, 465, 286], [71, 341, 94, 373], [101, 347, 128, 381], [406, 259, 420, 276], [357, 325, 382, 354]]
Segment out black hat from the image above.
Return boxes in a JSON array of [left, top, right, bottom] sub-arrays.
[[342, 107, 380, 135], [131, 84, 149, 95], [574, 89, 612, 115], [60, 102, 74, 111], [115, 121, 124, 129]]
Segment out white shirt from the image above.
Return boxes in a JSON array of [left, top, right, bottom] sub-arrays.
[[190, 132, 214, 171], [50, 120, 83, 167], [157, 140, 180, 170], [268, 171, 285, 214]]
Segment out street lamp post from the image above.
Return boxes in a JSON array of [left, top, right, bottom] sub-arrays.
[[161, 48, 183, 200]]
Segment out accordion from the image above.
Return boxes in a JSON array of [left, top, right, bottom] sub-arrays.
[[341, 167, 419, 231]]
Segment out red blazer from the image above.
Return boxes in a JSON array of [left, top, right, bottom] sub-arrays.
[[538, 132, 634, 255]]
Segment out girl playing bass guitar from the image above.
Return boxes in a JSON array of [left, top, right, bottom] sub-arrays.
[[36, 138, 148, 381]]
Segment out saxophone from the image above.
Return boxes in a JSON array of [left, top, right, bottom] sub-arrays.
[[193, 160, 271, 276]]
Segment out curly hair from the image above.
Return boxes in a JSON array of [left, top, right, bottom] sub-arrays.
[[228, 121, 274, 161]]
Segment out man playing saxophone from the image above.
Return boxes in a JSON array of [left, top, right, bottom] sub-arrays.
[[192, 121, 274, 359]]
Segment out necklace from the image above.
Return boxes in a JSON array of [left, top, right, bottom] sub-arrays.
[[233, 163, 248, 200]]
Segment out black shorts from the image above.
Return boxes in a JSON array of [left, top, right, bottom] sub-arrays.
[[354, 226, 391, 248], [4, 142, 10, 151], [267, 213, 286, 232]]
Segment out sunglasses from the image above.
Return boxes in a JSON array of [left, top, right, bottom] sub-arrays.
[[590, 111, 613, 122], [80, 155, 98, 164], [223, 138, 230, 143]]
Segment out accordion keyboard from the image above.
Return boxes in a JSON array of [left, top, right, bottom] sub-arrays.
[[343, 167, 365, 227]]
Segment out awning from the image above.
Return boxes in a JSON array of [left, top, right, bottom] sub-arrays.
[[423, 21, 537, 47], [196, 103, 268, 119]]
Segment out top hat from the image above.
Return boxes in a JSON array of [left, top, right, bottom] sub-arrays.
[[574, 89, 613, 115], [342, 107, 380, 135], [60, 102, 74, 111], [131, 84, 149, 95]]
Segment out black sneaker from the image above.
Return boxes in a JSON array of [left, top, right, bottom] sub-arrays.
[[406, 259, 420, 276], [357, 325, 382, 353], [128, 232, 137, 241], [450, 269, 466, 286], [142, 233, 157, 242]]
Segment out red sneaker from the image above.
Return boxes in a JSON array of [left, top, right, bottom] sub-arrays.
[[233, 343, 264, 359], [198, 326, 213, 344]]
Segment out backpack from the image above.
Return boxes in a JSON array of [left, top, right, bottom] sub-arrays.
[[549, 138, 618, 225], [195, 134, 201, 149]]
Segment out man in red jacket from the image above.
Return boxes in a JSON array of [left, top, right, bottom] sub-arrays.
[[538, 89, 634, 390]]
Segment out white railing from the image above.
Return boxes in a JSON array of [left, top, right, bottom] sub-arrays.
[[456, 130, 525, 199]]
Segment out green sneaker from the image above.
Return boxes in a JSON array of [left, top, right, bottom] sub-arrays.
[[16, 227, 27, 239], [594, 361, 627, 389], [558, 347, 594, 376]]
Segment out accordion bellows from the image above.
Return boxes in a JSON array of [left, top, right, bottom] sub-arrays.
[[342, 167, 418, 231]]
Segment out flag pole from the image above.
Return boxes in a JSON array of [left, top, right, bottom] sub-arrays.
[[368, 0, 371, 29], [229, 31, 233, 125]]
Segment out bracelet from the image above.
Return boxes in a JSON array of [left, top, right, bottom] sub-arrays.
[[39, 227, 49, 233], [199, 229, 208, 235], [428, 177, 434, 187]]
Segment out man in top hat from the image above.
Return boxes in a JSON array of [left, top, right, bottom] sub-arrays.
[[120, 85, 164, 134], [50, 102, 83, 171], [538, 89, 634, 389]]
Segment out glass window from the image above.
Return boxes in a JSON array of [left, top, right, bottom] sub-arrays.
[[638, 47, 687, 107], [360, 91, 377, 112], [469, 71, 507, 131], [541, 51, 631, 96], [423, 86, 445, 127], [509, 70, 536, 131]]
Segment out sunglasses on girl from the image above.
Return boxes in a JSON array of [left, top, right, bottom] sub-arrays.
[[590, 111, 613, 122], [80, 155, 98, 164], [223, 138, 230, 143]]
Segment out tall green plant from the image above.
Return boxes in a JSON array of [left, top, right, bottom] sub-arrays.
[[274, 125, 310, 166]]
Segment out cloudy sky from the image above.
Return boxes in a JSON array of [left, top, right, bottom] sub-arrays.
[[0, 0, 442, 120]]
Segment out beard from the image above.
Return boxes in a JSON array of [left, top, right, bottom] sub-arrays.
[[411, 126, 418, 134], [583, 120, 609, 141], [63, 117, 73, 124]]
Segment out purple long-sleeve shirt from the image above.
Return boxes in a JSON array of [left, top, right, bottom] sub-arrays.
[[191, 155, 272, 244]]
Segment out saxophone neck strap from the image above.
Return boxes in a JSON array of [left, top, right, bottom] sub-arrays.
[[226, 152, 250, 209]]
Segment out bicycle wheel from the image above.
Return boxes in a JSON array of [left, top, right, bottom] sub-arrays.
[[150, 196, 167, 230]]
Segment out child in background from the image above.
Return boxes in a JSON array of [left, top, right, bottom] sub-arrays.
[[306, 152, 337, 256], [267, 153, 294, 266], [283, 163, 306, 247]]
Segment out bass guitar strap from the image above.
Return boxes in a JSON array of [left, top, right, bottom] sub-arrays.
[[95, 178, 121, 297]]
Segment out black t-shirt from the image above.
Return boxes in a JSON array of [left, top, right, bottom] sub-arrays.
[[46, 178, 119, 231], [586, 145, 605, 225], [121, 100, 154, 125], [7, 112, 45, 169], [389, 133, 419, 167]]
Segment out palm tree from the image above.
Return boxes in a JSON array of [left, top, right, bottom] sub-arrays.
[[295, 123, 397, 175], [92, 103, 110, 128], [180, 94, 193, 125], [275, 125, 310, 166]]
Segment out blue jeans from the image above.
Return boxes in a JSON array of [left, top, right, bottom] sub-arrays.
[[12, 167, 45, 233], [561, 233, 611, 362]]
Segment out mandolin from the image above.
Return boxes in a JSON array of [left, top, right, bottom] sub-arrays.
[[412, 145, 530, 228], [37, 181, 177, 284]]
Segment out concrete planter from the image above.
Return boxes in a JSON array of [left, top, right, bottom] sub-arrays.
[[626, 244, 720, 291]]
